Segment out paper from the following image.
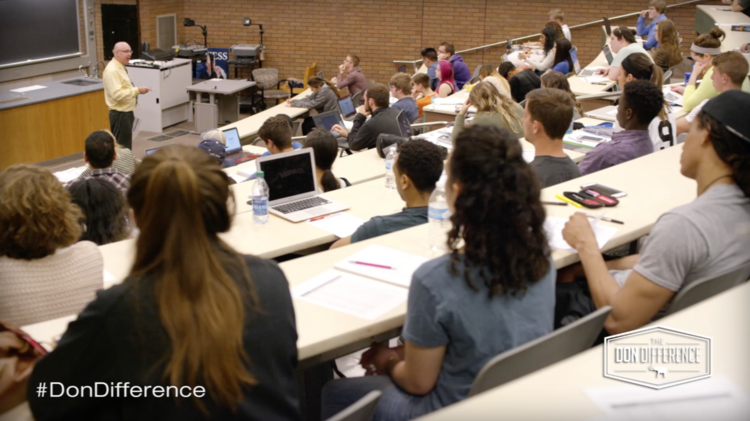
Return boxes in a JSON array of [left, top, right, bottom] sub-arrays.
[[564, 131, 610, 148], [103, 269, 116, 283], [308, 212, 365, 238], [544, 216, 618, 251], [432, 96, 466, 105], [334, 244, 429, 287], [584, 377, 750, 421], [53, 166, 86, 183], [663, 88, 683, 106], [10, 85, 47, 93], [236, 162, 258, 178], [582, 75, 610, 83], [522, 149, 535, 163], [607, 109, 618, 115], [419, 126, 454, 149], [292, 270, 408, 320]]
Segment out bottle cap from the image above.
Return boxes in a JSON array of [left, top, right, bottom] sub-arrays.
[[256, 171, 264, 177]]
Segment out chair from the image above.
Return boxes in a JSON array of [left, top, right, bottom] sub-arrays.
[[665, 263, 750, 316], [468, 306, 612, 397], [284, 63, 317, 96], [664, 68, 674, 83], [397, 64, 406, 73], [351, 91, 364, 106], [325, 391, 382, 421], [251, 68, 292, 110]]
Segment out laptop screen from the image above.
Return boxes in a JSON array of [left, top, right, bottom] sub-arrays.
[[603, 45, 614, 64], [258, 151, 316, 202], [338, 96, 356, 119], [223, 127, 242, 152], [145, 147, 161, 155], [313, 111, 343, 131]]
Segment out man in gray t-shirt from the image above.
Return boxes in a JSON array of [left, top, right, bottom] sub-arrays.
[[561, 91, 750, 334], [531, 156, 581, 188]]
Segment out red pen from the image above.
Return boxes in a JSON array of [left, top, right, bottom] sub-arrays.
[[349, 261, 395, 270], [310, 214, 332, 221]]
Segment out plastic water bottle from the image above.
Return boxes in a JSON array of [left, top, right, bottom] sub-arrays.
[[252, 171, 269, 225], [385, 147, 396, 190], [428, 174, 451, 253]]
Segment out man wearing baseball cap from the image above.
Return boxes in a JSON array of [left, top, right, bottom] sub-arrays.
[[558, 90, 750, 334]]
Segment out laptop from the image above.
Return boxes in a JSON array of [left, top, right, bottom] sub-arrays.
[[338, 96, 357, 121], [578, 45, 615, 77], [584, 105, 618, 122], [145, 146, 162, 156], [255, 149, 350, 222], [312, 110, 345, 131]]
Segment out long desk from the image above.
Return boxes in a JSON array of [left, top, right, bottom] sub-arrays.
[[220, 89, 313, 141], [415, 281, 750, 421]]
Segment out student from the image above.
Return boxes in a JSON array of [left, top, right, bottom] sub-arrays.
[[540, 71, 583, 122], [523, 22, 566, 48], [28, 145, 301, 420], [322, 125, 555, 421], [286, 76, 341, 135], [637, 0, 668, 50], [304, 129, 351, 192], [80, 130, 137, 178], [651, 19, 682, 72], [524, 89, 581, 187], [549, 38, 574, 75], [435, 60, 457, 98], [0, 165, 103, 326], [198, 129, 238, 168], [66, 130, 130, 196], [259, 115, 300, 156], [677, 52, 750, 135], [331, 84, 402, 151], [670, 28, 750, 112], [549, 8, 572, 41], [331, 140, 443, 248], [437, 42, 470, 90], [411, 73, 436, 119], [68, 178, 130, 246], [730, 0, 750, 16], [499, 62, 542, 103], [578, 80, 662, 175], [597, 26, 653, 82], [452, 82, 525, 143], [478, 65, 512, 98], [332, 54, 367, 95], [560, 90, 750, 334], [389, 73, 419, 123], [421, 47, 439, 91], [519, 27, 557, 73]]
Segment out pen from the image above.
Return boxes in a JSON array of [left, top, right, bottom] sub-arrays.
[[310, 214, 332, 221], [591, 82, 608, 85], [555, 194, 583, 208], [350, 261, 395, 270], [542, 201, 568, 206], [585, 213, 624, 225]]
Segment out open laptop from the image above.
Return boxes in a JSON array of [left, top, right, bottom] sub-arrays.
[[255, 149, 350, 222], [313, 109, 353, 132], [584, 105, 618, 122], [577, 44, 614, 77], [338, 96, 357, 121]]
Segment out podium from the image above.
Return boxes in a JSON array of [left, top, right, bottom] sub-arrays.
[[126, 58, 192, 133]]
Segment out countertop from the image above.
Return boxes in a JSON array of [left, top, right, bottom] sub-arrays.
[[0, 76, 104, 111]]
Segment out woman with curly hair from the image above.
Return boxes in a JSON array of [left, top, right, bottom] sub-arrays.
[[0, 165, 103, 326], [321, 125, 555, 421]]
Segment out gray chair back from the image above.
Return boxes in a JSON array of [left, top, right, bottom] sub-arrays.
[[468, 306, 612, 397], [665, 262, 750, 316], [325, 391, 382, 421], [252, 68, 279, 89], [471, 64, 484, 83], [351, 91, 364, 106], [664, 68, 674, 83]]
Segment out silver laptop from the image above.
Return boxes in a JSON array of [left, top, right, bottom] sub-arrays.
[[222, 127, 250, 158], [584, 105, 617, 122], [578, 45, 615, 77], [338, 96, 357, 121], [255, 149, 350, 222]]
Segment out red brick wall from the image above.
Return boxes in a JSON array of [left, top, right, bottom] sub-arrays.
[[132, 0, 722, 83]]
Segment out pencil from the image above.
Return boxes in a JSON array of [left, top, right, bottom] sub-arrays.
[[555, 194, 582, 208], [542, 201, 568, 206]]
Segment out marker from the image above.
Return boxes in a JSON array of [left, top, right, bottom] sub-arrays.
[[542, 201, 568, 206], [585, 214, 624, 225], [350, 261, 395, 270], [555, 194, 583, 208]]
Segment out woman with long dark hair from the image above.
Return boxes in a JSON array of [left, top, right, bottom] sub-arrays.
[[321, 125, 555, 421], [305, 129, 350, 192], [29, 145, 301, 421], [549, 38, 574, 75], [519, 27, 558, 72]]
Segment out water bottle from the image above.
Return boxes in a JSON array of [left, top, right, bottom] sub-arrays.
[[385, 147, 396, 190], [428, 174, 451, 253], [252, 171, 269, 225]]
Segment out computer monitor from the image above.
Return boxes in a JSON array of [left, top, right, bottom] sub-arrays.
[[312, 110, 344, 131], [338, 96, 357, 119], [222, 127, 242, 155], [256, 149, 317, 203]]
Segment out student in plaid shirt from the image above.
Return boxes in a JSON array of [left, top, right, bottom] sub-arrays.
[[65, 131, 130, 196]]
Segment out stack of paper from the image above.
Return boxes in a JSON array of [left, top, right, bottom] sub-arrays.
[[564, 131, 610, 149], [307, 213, 365, 238], [544, 216, 618, 252], [334, 245, 429, 287], [663, 88, 684, 106], [432, 96, 467, 105], [54, 166, 86, 183]]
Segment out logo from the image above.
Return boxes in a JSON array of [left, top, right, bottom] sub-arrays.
[[604, 326, 711, 389]]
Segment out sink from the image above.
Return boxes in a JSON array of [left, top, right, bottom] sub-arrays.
[[62, 79, 102, 86]]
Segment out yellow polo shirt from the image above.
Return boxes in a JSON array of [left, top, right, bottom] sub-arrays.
[[102, 59, 139, 112]]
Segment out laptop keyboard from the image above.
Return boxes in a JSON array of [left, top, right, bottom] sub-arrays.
[[272, 196, 331, 214], [579, 69, 595, 77]]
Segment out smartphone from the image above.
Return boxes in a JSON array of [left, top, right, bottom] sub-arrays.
[[580, 183, 627, 198]]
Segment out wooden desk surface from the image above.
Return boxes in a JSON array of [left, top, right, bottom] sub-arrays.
[[220, 89, 313, 141]]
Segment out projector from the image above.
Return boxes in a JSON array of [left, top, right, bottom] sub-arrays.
[[230, 44, 263, 59]]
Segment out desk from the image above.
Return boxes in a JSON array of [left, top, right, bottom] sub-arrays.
[[221, 89, 313, 141], [187, 79, 256, 133], [415, 281, 750, 421], [422, 90, 470, 123], [127, 59, 192, 133]]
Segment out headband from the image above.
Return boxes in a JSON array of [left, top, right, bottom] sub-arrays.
[[691, 44, 721, 56], [621, 56, 654, 81]]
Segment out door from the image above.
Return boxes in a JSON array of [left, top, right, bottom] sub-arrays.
[[101, 4, 139, 60]]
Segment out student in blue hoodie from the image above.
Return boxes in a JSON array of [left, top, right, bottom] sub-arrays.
[[636, 0, 668, 50], [438, 42, 471, 90]]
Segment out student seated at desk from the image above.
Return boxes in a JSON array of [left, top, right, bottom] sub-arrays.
[[477, 65, 511, 98], [596, 26, 653, 82], [0, 165, 103, 327], [499, 62, 541, 103], [68, 178, 130, 245], [421, 47, 439, 91], [559, 91, 750, 334], [677, 52, 750, 135], [540, 71, 583, 120], [79, 130, 138, 178], [322, 125, 555, 421], [435, 61, 457, 98], [411, 73, 435, 119], [198, 129, 237, 168], [670, 29, 750, 112], [579, 80, 662, 175], [651, 19, 682, 72], [729, 0, 750, 16], [330, 140, 443, 248], [28, 145, 301, 421], [451, 82, 525, 144], [332, 54, 368, 95], [331, 84, 402, 151], [548, 38, 574, 75], [437, 42, 470, 90], [518, 27, 557, 73], [637, 0, 667, 50], [523, 88, 581, 187], [286, 76, 341, 135], [305, 129, 351, 192], [66, 130, 130, 196], [389, 73, 419, 123], [259, 115, 302, 157], [523, 21, 566, 49], [549, 8, 571, 41]]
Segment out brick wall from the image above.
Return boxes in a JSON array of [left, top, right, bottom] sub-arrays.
[[131, 0, 721, 84]]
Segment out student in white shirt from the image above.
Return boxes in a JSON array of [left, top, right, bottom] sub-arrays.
[[548, 8, 571, 41], [595, 26, 653, 82], [518, 27, 557, 73]]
